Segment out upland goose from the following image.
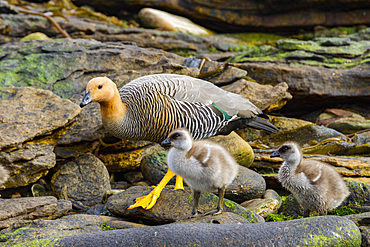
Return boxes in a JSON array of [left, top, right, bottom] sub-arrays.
[[270, 142, 350, 216], [80, 74, 278, 209], [161, 128, 238, 216]]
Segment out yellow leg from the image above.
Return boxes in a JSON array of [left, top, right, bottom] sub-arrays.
[[128, 169, 176, 210], [174, 175, 184, 190]]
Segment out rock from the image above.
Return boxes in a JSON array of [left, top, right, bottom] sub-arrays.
[[0, 11, 247, 55], [208, 131, 254, 168], [138, 8, 213, 36], [104, 220, 149, 229], [20, 32, 51, 42], [224, 166, 266, 203], [0, 214, 120, 246], [140, 151, 176, 185], [235, 62, 370, 116], [0, 39, 192, 99], [222, 79, 292, 112], [0, 196, 71, 223], [0, 87, 80, 149], [123, 170, 144, 184], [73, 0, 370, 32], [240, 198, 280, 218], [106, 186, 264, 224], [238, 116, 344, 148], [51, 154, 111, 208], [0, 143, 55, 189], [317, 109, 370, 134], [98, 142, 162, 172], [56, 216, 361, 246], [307, 155, 370, 178], [0, 87, 80, 188], [173, 212, 252, 224]]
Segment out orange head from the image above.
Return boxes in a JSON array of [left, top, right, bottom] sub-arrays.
[[80, 77, 117, 107]]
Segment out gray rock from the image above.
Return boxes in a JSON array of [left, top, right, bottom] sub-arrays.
[[106, 186, 263, 224], [104, 220, 148, 230], [0, 214, 119, 246], [222, 79, 292, 112], [225, 165, 266, 203], [56, 216, 361, 246], [0, 196, 71, 223], [51, 154, 111, 208], [174, 212, 254, 225]]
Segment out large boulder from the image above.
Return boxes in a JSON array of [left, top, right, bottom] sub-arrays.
[[56, 216, 361, 246], [72, 0, 370, 32]]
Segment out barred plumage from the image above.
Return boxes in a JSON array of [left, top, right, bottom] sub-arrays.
[[81, 74, 277, 143]]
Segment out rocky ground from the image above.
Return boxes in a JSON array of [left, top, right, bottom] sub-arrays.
[[0, 0, 369, 246]]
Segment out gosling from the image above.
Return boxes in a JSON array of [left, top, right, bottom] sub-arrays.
[[270, 142, 350, 216], [161, 128, 238, 217]]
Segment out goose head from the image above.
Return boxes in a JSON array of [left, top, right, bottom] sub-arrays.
[[80, 77, 117, 107], [270, 142, 302, 165], [161, 128, 193, 151]]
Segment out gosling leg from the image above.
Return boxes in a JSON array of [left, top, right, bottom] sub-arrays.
[[204, 187, 225, 216]]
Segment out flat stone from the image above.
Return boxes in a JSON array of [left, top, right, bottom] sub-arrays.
[[106, 186, 263, 224], [0, 214, 119, 246], [56, 216, 361, 246], [0, 87, 80, 149], [0, 196, 70, 222], [222, 79, 292, 112], [51, 154, 111, 208], [0, 143, 55, 188], [173, 212, 252, 225]]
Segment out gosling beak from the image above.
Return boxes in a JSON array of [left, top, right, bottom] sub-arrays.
[[160, 138, 171, 148], [270, 150, 280, 158], [80, 91, 93, 108]]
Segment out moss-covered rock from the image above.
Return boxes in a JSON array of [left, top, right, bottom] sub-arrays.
[[106, 186, 263, 224]]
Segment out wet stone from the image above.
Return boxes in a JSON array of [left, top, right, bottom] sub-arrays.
[[51, 154, 111, 208], [106, 186, 264, 224]]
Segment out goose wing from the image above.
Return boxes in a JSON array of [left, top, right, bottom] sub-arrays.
[[124, 74, 262, 118]]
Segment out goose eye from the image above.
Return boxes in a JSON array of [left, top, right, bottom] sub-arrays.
[[172, 133, 180, 139], [281, 146, 289, 152], [98, 85, 103, 89]]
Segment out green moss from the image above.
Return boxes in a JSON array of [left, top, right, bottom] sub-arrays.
[[188, 195, 193, 204], [11, 238, 59, 247], [328, 206, 359, 216], [223, 32, 286, 47], [100, 222, 116, 231], [266, 213, 303, 222]]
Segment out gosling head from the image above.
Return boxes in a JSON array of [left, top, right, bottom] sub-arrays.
[[161, 128, 193, 151], [80, 77, 117, 107], [270, 142, 302, 164]]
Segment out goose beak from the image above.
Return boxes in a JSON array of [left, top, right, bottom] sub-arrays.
[[270, 150, 280, 158], [80, 91, 93, 108], [160, 138, 171, 148]]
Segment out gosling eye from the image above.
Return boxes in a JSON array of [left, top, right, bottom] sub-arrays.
[[172, 133, 180, 139], [98, 84, 103, 89], [281, 146, 289, 152]]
